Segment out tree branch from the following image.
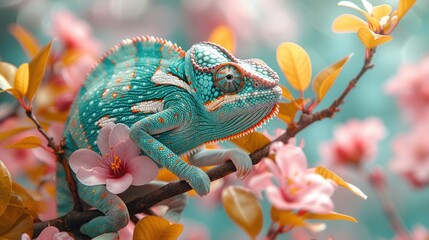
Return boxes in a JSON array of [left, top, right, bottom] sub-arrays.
[[33, 48, 377, 236]]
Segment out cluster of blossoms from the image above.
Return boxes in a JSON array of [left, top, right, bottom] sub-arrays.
[[385, 56, 429, 188]]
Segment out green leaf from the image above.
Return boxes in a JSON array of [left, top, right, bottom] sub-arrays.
[[277, 42, 312, 92], [7, 135, 43, 149], [313, 53, 353, 102], [27, 40, 53, 104], [230, 132, 271, 153], [0, 161, 12, 216], [222, 186, 263, 239], [133, 216, 184, 240]]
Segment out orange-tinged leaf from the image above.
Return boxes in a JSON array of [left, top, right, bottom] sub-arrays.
[[280, 85, 294, 101], [9, 24, 41, 58], [357, 27, 393, 49], [398, 0, 416, 21], [304, 211, 357, 223], [0, 191, 25, 233], [133, 216, 184, 240], [156, 168, 179, 182], [276, 42, 312, 92], [0, 191, 33, 238], [270, 207, 326, 232], [313, 53, 353, 102], [0, 127, 34, 142], [0, 62, 17, 88], [222, 186, 263, 239], [208, 25, 235, 54], [0, 161, 12, 216], [61, 49, 84, 66], [332, 14, 367, 33], [27, 40, 54, 103], [230, 132, 271, 153], [13, 63, 29, 98], [277, 99, 305, 125], [372, 4, 392, 20], [12, 182, 43, 216], [7, 135, 43, 149], [315, 166, 367, 199]]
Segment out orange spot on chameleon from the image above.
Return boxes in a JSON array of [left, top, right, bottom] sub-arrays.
[[116, 77, 122, 83], [101, 193, 108, 199], [112, 92, 118, 99], [158, 117, 164, 123], [102, 89, 109, 98]]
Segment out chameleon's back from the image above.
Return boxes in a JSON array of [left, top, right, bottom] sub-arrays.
[[63, 36, 187, 154], [58, 36, 189, 215]]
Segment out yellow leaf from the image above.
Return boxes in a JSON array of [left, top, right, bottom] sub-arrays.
[[27, 40, 54, 104], [338, 1, 371, 20], [270, 207, 326, 232], [7, 135, 43, 149], [332, 14, 368, 33], [12, 182, 43, 217], [156, 168, 179, 182], [229, 132, 271, 153], [61, 49, 84, 66], [304, 211, 357, 223], [276, 42, 312, 92], [372, 4, 392, 20], [13, 63, 29, 98], [222, 186, 263, 239], [277, 99, 305, 125], [398, 0, 416, 21], [315, 166, 367, 199], [0, 127, 34, 142], [208, 25, 235, 54], [280, 85, 294, 101], [37, 107, 69, 122], [357, 27, 393, 49], [0, 161, 12, 216], [0, 191, 33, 238], [0, 62, 17, 89], [313, 53, 353, 102], [133, 216, 184, 240], [9, 24, 41, 59]]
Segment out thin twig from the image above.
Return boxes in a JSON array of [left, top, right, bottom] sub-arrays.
[[25, 110, 83, 212], [33, 47, 378, 236]]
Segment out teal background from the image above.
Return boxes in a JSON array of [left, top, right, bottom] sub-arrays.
[[1, 0, 429, 239]]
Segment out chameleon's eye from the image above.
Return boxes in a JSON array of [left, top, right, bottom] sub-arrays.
[[213, 63, 245, 94]]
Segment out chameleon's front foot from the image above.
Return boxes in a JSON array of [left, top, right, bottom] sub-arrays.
[[180, 166, 211, 196]]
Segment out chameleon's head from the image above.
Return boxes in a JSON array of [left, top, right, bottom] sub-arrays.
[[185, 42, 282, 137]]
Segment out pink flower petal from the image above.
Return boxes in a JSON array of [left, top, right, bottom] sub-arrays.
[[109, 124, 131, 148], [69, 149, 103, 173], [276, 145, 307, 177], [248, 172, 274, 198], [265, 185, 291, 210], [126, 156, 158, 185], [37, 226, 59, 239], [106, 173, 133, 194], [114, 138, 141, 162], [97, 124, 114, 157], [76, 167, 109, 186]]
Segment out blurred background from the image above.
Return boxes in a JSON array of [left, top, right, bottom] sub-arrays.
[[1, 0, 429, 239]]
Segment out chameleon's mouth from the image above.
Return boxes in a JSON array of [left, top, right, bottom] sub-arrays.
[[204, 86, 282, 112]]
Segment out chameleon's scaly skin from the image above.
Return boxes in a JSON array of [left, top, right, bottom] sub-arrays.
[[58, 36, 282, 237]]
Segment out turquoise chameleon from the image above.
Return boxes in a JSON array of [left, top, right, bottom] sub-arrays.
[[57, 36, 282, 238]]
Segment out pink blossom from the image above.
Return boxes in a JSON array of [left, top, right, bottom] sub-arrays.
[[52, 11, 101, 55], [385, 56, 429, 123], [0, 117, 38, 176], [70, 123, 159, 194], [249, 144, 336, 214], [390, 124, 429, 188], [320, 118, 386, 167], [21, 226, 73, 240], [33, 123, 64, 171]]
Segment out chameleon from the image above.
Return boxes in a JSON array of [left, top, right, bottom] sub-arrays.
[[57, 36, 282, 238]]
